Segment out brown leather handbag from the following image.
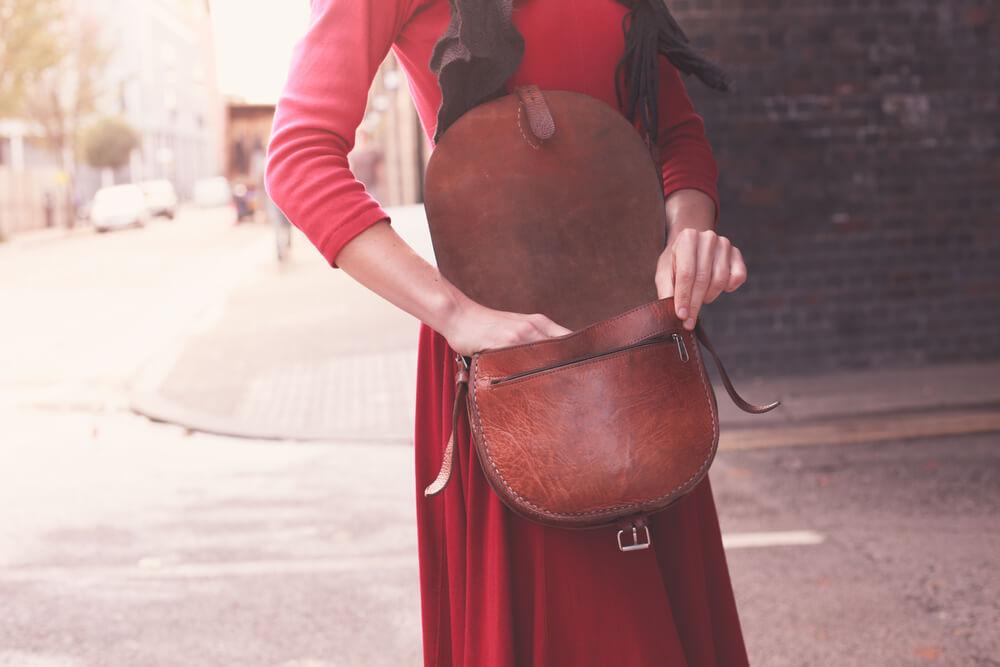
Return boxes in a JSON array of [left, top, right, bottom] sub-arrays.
[[421, 85, 780, 552]]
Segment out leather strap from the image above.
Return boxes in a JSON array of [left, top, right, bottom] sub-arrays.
[[423, 358, 469, 496], [515, 84, 555, 143], [693, 320, 782, 415], [423, 319, 780, 497]]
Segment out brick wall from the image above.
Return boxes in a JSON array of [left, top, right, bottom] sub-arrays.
[[675, 0, 999, 377]]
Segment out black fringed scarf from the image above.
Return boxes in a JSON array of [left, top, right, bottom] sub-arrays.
[[428, 0, 732, 146]]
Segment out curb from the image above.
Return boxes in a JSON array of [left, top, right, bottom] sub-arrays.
[[720, 403, 1000, 451], [129, 388, 413, 445]]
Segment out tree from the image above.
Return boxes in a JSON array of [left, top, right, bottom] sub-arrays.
[[23, 10, 111, 227], [0, 0, 63, 118], [81, 116, 139, 172]]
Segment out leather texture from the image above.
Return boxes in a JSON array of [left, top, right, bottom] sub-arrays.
[[421, 86, 781, 535], [469, 297, 716, 528], [424, 86, 666, 332], [424, 296, 781, 529]]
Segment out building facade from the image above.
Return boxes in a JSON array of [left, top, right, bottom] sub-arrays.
[[1, 0, 225, 237], [81, 0, 225, 199]]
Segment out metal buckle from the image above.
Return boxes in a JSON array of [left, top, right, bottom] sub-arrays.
[[617, 524, 652, 552], [454, 352, 469, 370]]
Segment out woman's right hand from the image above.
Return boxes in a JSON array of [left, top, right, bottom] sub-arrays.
[[441, 298, 573, 358]]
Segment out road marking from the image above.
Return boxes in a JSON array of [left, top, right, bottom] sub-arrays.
[[0, 554, 420, 583], [723, 530, 825, 549], [1, 532, 827, 584]]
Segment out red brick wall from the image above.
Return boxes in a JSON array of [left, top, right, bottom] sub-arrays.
[[675, 0, 1000, 376]]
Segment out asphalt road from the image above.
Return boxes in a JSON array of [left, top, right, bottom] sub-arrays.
[[1, 213, 997, 666], [0, 211, 423, 667], [718, 432, 1000, 666]]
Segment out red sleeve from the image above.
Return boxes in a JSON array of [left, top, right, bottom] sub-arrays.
[[264, 0, 414, 268], [655, 57, 722, 228]]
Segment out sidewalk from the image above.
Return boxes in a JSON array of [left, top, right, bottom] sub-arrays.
[[0, 221, 94, 254], [714, 360, 1000, 450], [129, 204, 433, 443], [129, 204, 1000, 448]]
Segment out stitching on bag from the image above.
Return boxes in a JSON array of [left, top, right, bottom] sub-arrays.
[[516, 103, 541, 150], [471, 329, 718, 519]]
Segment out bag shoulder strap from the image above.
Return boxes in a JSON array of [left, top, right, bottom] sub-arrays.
[[693, 321, 782, 415]]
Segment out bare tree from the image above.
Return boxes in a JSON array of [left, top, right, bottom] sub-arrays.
[[24, 9, 110, 227]]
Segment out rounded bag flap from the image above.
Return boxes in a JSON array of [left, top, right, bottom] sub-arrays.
[[424, 88, 667, 332]]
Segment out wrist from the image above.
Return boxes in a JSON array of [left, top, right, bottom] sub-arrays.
[[426, 278, 472, 339], [665, 188, 717, 245]]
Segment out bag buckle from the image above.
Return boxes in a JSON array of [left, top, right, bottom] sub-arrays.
[[617, 524, 651, 552]]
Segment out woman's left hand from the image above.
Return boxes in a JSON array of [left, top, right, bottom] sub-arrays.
[[654, 226, 747, 331]]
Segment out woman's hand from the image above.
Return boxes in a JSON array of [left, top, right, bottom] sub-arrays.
[[334, 221, 572, 358], [655, 226, 747, 331], [440, 298, 573, 358]]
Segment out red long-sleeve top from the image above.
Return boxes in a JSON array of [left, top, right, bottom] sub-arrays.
[[265, 0, 721, 269]]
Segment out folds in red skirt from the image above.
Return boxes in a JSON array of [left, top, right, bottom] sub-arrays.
[[414, 322, 750, 667]]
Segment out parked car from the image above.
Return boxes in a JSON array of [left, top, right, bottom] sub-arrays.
[[90, 184, 150, 232], [139, 179, 178, 219]]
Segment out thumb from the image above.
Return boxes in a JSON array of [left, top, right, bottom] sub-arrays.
[[540, 316, 574, 337], [655, 254, 675, 300]]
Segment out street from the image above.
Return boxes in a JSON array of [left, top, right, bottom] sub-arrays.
[[719, 433, 999, 666], [0, 213, 997, 666], [0, 209, 425, 667]]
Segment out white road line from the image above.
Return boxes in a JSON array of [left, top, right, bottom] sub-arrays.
[[1, 531, 827, 583], [723, 530, 826, 549], [0, 554, 420, 583]]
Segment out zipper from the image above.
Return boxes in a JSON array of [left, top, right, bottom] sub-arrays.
[[489, 331, 689, 385]]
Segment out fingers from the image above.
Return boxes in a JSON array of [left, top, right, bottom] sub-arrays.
[[528, 313, 573, 338], [664, 229, 746, 329], [728, 246, 747, 292], [655, 249, 675, 299], [683, 231, 716, 330], [450, 306, 574, 356], [704, 235, 732, 304], [670, 228, 698, 322]]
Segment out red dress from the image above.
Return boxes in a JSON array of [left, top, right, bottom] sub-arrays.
[[266, 0, 748, 664]]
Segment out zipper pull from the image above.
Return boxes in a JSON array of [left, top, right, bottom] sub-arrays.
[[672, 332, 689, 362]]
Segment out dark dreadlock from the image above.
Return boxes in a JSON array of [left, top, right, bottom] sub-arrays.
[[429, 0, 732, 146], [614, 0, 731, 147]]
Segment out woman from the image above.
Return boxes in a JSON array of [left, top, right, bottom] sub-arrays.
[[266, 0, 751, 664]]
